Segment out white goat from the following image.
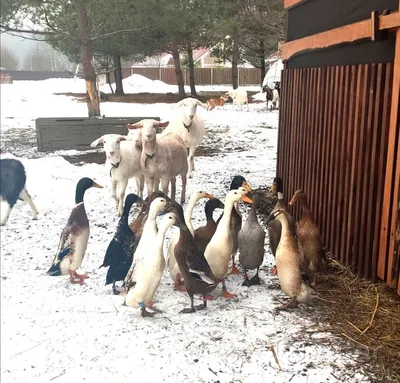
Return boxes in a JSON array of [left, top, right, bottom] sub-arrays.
[[226, 88, 249, 111], [128, 119, 188, 203], [90, 133, 144, 216], [161, 97, 207, 179]]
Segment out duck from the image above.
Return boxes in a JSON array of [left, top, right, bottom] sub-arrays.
[[47, 177, 103, 284], [99, 193, 142, 294], [123, 191, 170, 290], [124, 212, 184, 317], [265, 208, 313, 312], [123, 196, 168, 293], [268, 177, 296, 275], [216, 175, 253, 275], [159, 202, 219, 313], [205, 187, 253, 299], [289, 189, 326, 287], [194, 198, 225, 254], [238, 191, 266, 286], [168, 190, 214, 292]]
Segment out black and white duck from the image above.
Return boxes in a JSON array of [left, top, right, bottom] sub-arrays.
[[99, 193, 142, 294]]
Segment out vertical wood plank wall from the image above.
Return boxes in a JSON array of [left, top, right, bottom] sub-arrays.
[[277, 63, 397, 282]]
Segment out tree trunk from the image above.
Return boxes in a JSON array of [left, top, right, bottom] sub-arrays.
[[232, 37, 239, 89], [113, 55, 124, 95], [259, 40, 266, 86], [106, 72, 114, 94], [187, 42, 197, 96], [171, 41, 186, 99], [75, 0, 100, 117]]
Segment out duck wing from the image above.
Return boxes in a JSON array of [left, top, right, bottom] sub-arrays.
[[47, 225, 73, 275], [186, 247, 217, 284]]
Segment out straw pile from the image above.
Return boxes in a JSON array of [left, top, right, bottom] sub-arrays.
[[312, 257, 400, 381]]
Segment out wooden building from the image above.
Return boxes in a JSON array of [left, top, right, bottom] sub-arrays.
[[278, 0, 400, 294]]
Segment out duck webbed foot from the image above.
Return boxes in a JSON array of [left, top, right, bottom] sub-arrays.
[[140, 302, 162, 317], [229, 257, 241, 275], [310, 272, 318, 287], [274, 297, 298, 313], [69, 271, 87, 285], [270, 265, 278, 275], [195, 296, 208, 311], [181, 294, 196, 313], [249, 269, 261, 286], [112, 281, 124, 295], [241, 271, 252, 287], [222, 280, 238, 301]]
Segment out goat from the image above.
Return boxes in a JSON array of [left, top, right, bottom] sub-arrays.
[[128, 119, 188, 204], [160, 97, 207, 179], [0, 158, 38, 225], [262, 84, 280, 110], [206, 95, 229, 111], [225, 88, 249, 111], [90, 133, 144, 217]]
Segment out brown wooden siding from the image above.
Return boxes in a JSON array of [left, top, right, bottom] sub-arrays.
[[277, 63, 395, 281]]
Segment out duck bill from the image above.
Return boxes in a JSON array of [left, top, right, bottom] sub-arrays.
[[93, 182, 104, 189], [288, 197, 296, 206], [205, 193, 215, 199], [269, 183, 277, 193], [265, 213, 275, 225], [174, 222, 189, 231], [242, 181, 253, 193], [240, 195, 253, 204]]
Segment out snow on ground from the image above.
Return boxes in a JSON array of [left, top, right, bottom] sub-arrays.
[[0, 78, 371, 383]]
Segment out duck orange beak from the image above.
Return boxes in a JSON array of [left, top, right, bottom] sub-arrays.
[[93, 182, 104, 189], [205, 193, 215, 199], [288, 196, 296, 206], [241, 195, 253, 204], [242, 181, 253, 193], [269, 183, 277, 193]]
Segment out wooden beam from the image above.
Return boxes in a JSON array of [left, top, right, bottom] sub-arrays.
[[378, 8, 400, 282], [282, 11, 400, 62], [284, 0, 309, 10], [371, 11, 379, 41]]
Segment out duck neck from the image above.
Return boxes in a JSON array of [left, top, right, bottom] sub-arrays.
[[177, 225, 193, 247], [154, 223, 170, 253], [184, 197, 198, 237], [205, 203, 215, 222], [220, 199, 235, 232], [75, 186, 88, 204], [299, 196, 313, 219], [145, 205, 159, 231], [277, 191, 284, 201], [121, 203, 133, 225], [247, 202, 257, 221]]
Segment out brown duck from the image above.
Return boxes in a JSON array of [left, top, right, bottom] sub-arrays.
[[160, 201, 219, 313], [216, 175, 253, 275], [268, 177, 296, 275], [194, 198, 225, 254], [265, 208, 312, 312], [289, 189, 326, 286]]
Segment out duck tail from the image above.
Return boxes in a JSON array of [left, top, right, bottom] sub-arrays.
[[47, 262, 62, 276]]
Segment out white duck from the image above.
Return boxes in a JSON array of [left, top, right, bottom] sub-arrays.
[[123, 197, 168, 291], [168, 190, 214, 291], [124, 212, 186, 317], [204, 187, 253, 299]]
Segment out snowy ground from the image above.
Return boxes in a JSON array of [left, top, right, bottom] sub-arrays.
[[1, 76, 371, 383]]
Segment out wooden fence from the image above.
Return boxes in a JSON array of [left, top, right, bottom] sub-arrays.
[[278, 63, 393, 280], [279, 0, 400, 294], [129, 67, 262, 86]]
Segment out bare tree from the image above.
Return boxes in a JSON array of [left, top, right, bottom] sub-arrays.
[[0, 46, 19, 69]]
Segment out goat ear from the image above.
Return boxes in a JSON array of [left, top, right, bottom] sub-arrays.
[[158, 121, 169, 129], [119, 136, 127, 142], [176, 100, 185, 107], [127, 123, 142, 130], [90, 136, 104, 147]]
